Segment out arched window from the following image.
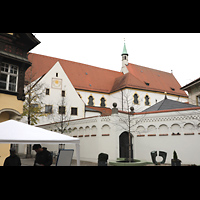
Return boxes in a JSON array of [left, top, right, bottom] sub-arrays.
[[145, 95, 150, 106], [100, 97, 106, 107], [88, 95, 94, 106], [133, 93, 139, 104]]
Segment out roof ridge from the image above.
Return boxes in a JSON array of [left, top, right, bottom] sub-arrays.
[[157, 98, 167, 110], [128, 62, 172, 74], [29, 53, 122, 74]]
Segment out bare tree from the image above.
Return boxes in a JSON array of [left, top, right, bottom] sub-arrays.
[[112, 89, 146, 162], [49, 93, 72, 150], [21, 65, 46, 157]]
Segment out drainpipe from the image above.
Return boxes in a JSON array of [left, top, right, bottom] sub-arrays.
[[121, 90, 123, 111]]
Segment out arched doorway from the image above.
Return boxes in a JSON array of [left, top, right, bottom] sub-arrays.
[[119, 131, 133, 159]]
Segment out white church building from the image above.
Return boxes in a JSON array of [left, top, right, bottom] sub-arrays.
[[18, 42, 200, 165]]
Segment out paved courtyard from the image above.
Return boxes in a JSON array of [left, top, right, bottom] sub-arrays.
[[21, 158, 97, 166]]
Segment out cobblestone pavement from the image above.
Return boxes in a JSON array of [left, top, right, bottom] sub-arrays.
[[21, 158, 97, 166]]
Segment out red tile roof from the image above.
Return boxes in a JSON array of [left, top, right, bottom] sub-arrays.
[[27, 53, 122, 93], [27, 53, 187, 97], [86, 106, 112, 116], [126, 63, 187, 97]]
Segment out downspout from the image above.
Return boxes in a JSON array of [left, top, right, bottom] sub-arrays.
[[121, 90, 124, 111]]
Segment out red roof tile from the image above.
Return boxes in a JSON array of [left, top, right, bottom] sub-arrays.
[[27, 53, 122, 93], [27, 53, 187, 97], [126, 63, 187, 97], [86, 106, 112, 116]]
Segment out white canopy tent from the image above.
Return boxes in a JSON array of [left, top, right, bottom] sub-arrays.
[[0, 120, 80, 166]]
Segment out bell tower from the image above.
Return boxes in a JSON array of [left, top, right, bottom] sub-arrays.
[[121, 39, 129, 74]]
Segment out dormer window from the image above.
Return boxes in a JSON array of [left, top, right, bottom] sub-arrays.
[[0, 62, 18, 92], [170, 87, 175, 91], [145, 82, 150, 86]]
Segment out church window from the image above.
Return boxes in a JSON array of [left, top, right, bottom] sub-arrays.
[[88, 95, 94, 106], [133, 93, 139, 104], [145, 95, 150, 106], [100, 97, 106, 107]]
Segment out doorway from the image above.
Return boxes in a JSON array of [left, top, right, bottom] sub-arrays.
[[119, 131, 133, 159]]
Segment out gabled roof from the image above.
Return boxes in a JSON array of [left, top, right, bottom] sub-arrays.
[[126, 63, 187, 97], [27, 53, 122, 93], [27, 53, 187, 97], [142, 96, 197, 112], [181, 76, 200, 90], [111, 72, 147, 92]]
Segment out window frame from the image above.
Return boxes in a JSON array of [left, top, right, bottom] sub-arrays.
[[133, 93, 139, 105], [0, 62, 18, 92], [196, 95, 200, 106], [144, 94, 150, 106], [62, 90, 65, 97], [100, 97, 106, 107], [59, 106, 66, 114], [88, 95, 94, 106], [71, 107, 78, 115], [46, 88, 50, 95], [45, 105, 53, 114]]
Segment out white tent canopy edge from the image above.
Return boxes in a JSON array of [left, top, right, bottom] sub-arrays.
[[0, 120, 80, 166]]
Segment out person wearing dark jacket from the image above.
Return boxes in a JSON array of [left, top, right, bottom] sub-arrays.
[[32, 144, 52, 166], [4, 148, 21, 166]]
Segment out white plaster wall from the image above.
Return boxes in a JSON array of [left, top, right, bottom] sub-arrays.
[[134, 110, 200, 165], [76, 90, 110, 108], [22, 61, 85, 126], [85, 111, 101, 118], [39, 116, 119, 163], [187, 83, 200, 105], [77, 88, 188, 113], [38, 108, 200, 165]]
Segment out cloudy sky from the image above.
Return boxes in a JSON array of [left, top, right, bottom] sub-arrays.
[[30, 33, 200, 87]]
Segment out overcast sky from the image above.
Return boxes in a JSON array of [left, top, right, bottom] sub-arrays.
[[30, 33, 200, 87]]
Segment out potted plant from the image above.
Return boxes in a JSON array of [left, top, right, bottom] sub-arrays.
[[171, 150, 181, 166]]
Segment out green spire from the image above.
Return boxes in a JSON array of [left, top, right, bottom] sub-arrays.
[[121, 41, 128, 56]]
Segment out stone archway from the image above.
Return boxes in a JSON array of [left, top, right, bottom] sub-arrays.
[[119, 131, 133, 159]]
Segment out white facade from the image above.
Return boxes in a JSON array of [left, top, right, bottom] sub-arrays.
[[22, 60, 188, 127], [37, 107, 200, 165], [77, 88, 187, 113], [22, 61, 85, 126], [19, 49, 190, 163]]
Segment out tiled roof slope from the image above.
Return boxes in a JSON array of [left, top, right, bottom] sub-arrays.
[[27, 53, 187, 97], [126, 63, 187, 97], [142, 96, 197, 112], [27, 53, 122, 93]]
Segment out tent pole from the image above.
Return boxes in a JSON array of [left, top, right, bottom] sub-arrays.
[[76, 143, 80, 166]]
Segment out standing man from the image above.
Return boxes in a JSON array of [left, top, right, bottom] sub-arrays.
[[4, 148, 21, 166], [32, 144, 52, 166]]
